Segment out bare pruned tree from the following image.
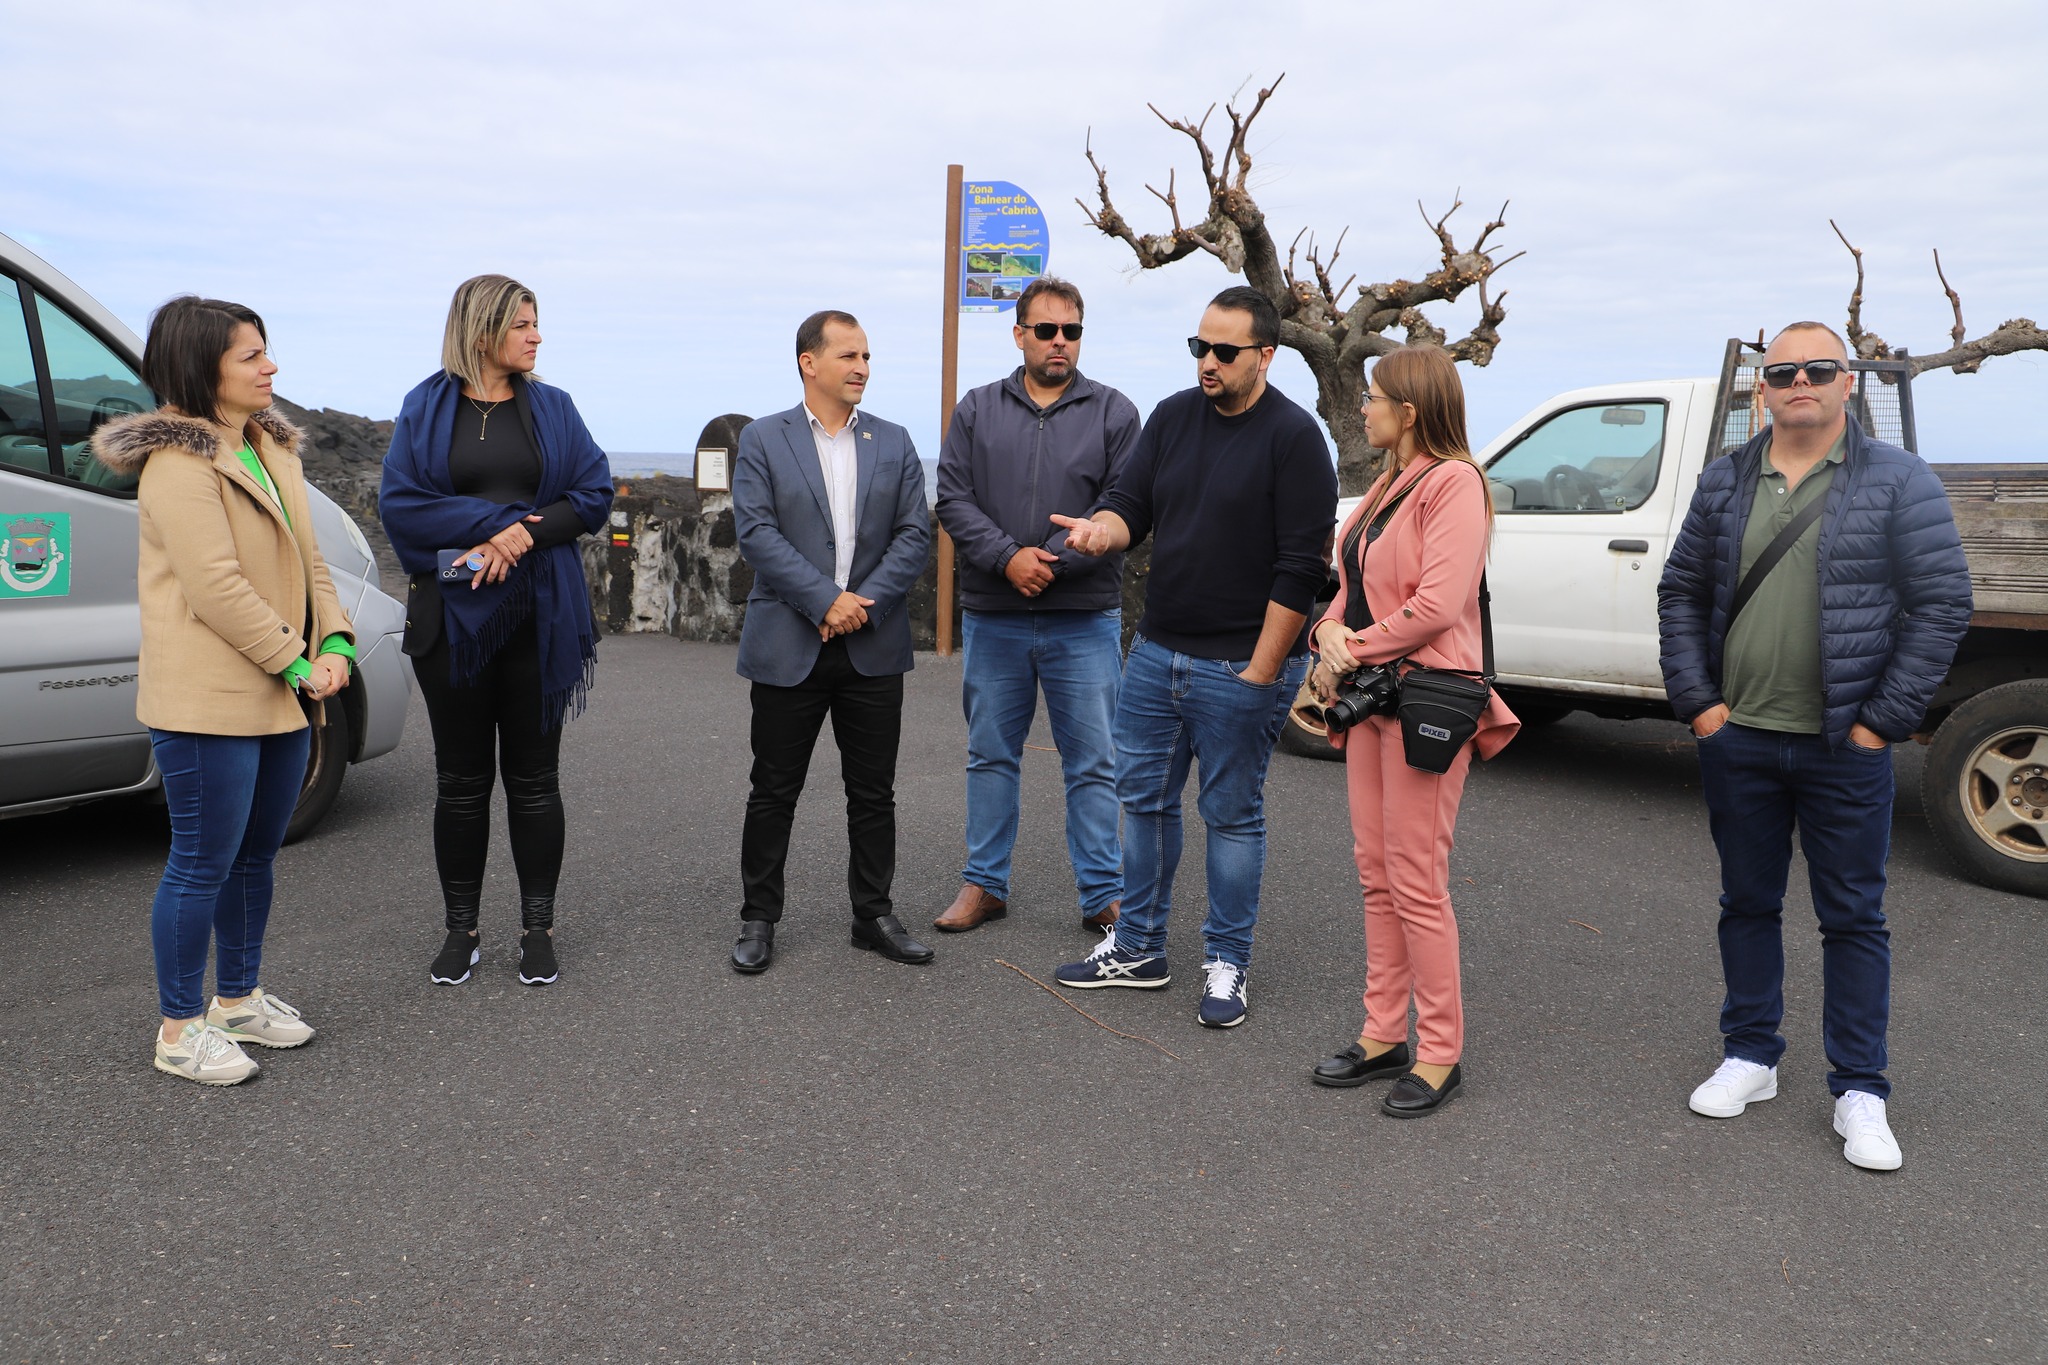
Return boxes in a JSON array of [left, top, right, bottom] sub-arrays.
[[1830, 221, 2048, 376], [1081, 74, 1522, 492]]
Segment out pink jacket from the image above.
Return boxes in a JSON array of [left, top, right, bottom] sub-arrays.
[[1311, 456, 1520, 760]]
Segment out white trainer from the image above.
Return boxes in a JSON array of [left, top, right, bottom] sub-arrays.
[[153, 1020, 259, 1086], [207, 988, 314, 1049], [1687, 1057, 1778, 1117], [1833, 1091, 1903, 1171]]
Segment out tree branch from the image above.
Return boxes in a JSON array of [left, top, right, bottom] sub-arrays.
[[1932, 248, 1968, 358], [1905, 318, 2048, 377], [1831, 219, 1892, 359]]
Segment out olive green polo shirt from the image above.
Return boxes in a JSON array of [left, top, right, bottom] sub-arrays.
[[1721, 432, 1845, 733]]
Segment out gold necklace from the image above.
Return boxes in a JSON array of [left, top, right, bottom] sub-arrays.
[[468, 396, 504, 440]]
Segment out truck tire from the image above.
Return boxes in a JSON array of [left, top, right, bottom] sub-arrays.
[[1921, 678, 2048, 899], [284, 703, 350, 845], [1277, 676, 1342, 762]]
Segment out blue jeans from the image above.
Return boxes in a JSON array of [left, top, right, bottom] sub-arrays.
[[148, 727, 310, 1020], [961, 608, 1124, 914], [1112, 634, 1308, 970], [1696, 722, 1895, 1098]]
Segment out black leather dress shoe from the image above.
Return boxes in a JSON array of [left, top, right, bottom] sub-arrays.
[[1311, 1041, 1412, 1088], [1382, 1063, 1463, 1118], [850, 913, 934, 964], [732, 921, 774, 974]]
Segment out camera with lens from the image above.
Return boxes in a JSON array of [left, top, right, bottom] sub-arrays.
[[1321, 663, 1400, 733]]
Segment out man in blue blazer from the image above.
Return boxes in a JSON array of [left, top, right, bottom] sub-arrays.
[[729, 310, 935, 973]]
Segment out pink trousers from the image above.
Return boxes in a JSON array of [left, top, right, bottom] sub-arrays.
[[1344, 713, 1473, 1065]]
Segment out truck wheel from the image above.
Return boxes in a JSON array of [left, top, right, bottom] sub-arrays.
[[1277, 676, 1342, 762], [284, 703, 350, 845], [1921, 679, 2048, 899]]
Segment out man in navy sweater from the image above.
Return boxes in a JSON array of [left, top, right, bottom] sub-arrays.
[[1046, 286, 1338, 1028]]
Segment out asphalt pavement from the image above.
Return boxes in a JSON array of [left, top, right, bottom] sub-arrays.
[[3, 634, 2043, 1364]]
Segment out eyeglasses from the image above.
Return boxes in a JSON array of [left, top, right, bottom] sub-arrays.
[[1025, 322, 1084, 341], [1761, 359, 1849, 388], [1188, 337, 1260, 364], [1363, 392, 1399, 405]]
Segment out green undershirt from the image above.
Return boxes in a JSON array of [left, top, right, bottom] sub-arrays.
[[1720, 431, 1845, 734], [237, 444, 356, 689]]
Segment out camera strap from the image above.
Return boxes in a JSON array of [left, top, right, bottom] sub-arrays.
[[1727, 494, 1827, 628]]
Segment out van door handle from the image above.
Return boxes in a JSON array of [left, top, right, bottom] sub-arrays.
[[1608, 539, 1649, 553]]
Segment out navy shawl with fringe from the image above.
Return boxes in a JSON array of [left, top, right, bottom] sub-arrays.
[[379, 371, 613, 730]]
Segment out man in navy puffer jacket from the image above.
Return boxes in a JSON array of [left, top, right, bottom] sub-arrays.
[[1657, 321, 1970, 1173]]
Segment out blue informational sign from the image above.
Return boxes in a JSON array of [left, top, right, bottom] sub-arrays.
[[960, 180, 1047, 314]]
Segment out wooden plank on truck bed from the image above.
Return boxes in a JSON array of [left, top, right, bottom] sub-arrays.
[[1935, 464, 2048, 620]]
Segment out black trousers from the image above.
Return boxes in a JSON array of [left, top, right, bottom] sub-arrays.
[[740, 638, 904, 923], [412, 618, 565, 932]]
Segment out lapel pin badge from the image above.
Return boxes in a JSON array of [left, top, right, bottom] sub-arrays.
[[862, 431, 872, 440]]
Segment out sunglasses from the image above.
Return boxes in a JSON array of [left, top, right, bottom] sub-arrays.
[[1188, 337, 1260, 364], [1761, 359, 1849, 388], [1025, 322, 1084, 341]]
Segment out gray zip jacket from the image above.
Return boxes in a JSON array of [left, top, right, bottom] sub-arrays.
[[934, 368, 1141, 612]]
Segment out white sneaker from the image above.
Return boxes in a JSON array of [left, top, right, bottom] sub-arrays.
[[153, 1020, 259, 1086], [1687, 1057, 1778, 1117], [207, 988, 314, 1049], [1833, 1091, 1903, 1171]]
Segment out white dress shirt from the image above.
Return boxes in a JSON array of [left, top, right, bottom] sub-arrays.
[[804, 404, 860, 589]]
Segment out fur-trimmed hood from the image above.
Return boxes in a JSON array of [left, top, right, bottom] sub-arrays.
[[94, 406, 302, 475]]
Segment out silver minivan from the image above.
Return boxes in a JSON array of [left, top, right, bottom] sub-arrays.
[[0, 231, 408, 839]]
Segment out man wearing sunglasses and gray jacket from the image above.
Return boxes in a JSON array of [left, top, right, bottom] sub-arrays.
[[1658, 320, 1970, 1172], [933, 277, 1141, 936]]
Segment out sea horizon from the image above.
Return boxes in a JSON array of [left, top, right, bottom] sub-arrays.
[[611, 452, 942, 497]]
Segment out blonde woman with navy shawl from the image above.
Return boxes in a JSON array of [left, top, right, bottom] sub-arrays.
[[380, 275, 612, 989]]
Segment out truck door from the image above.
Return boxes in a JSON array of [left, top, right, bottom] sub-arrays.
[[0, 275, 152, 808], [1481, 386, 1693, 694]]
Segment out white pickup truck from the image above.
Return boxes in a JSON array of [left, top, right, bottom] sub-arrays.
[[1284, 344, 2048, 899]]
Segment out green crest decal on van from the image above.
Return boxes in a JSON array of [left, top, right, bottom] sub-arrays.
[[1, 512, 72, 598]]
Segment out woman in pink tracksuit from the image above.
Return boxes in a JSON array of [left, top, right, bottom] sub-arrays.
[[1304, 345, 1519, 1118]]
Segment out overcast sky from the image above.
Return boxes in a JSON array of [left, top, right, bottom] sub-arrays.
[[7, 1, 2044, 464]]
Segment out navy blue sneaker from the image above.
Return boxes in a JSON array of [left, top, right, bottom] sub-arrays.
[[1053, 931, 1169, 989], [1197, 960, 1248, 1028]]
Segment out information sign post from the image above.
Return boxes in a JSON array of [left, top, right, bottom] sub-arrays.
[[937, 169, 1049, 655]]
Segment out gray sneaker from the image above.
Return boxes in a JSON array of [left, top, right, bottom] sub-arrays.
[[153, 1020, 259, 1086], [207, 988, 314, 1049]]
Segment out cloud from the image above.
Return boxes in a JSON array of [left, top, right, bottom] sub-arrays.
[[5, 1, 2043, 459]]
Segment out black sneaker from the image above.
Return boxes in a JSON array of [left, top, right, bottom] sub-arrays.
[[430, 931, 479, 985], [518, 930, 558, 986]]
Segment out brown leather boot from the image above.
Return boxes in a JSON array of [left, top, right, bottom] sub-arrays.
[[1082, 899, 1121, 930], [933, 884, 1007, 933]]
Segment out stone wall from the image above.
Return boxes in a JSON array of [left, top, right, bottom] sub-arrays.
[[580, 473, 1153, 649]]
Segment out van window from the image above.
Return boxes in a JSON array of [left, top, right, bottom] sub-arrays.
[[0, 278, 53, 477], [35, 293, 151, 493], [1485, 402, 1668, 513]]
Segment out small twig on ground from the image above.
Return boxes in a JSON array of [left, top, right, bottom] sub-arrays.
[[995, 960, 1184, 1062], [1782, 1256, 1791, 1288], [1024, 743, 1059, 753], [1566, 920, 1603, 935]]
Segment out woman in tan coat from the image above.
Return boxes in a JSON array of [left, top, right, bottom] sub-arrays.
[[97, 296, 355, 1086]]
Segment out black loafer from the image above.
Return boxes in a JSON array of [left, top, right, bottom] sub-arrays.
[[1312, 1041, 1412, 1088], [732, 921, 774, 974], [851, 913, 934, 964], [1382, 1063, 1463, 1118]]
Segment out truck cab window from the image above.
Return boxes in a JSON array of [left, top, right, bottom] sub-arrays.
[[34, 293, 151, 494], [0, 278, 53, 477], [1485, 402, 1667, 513]]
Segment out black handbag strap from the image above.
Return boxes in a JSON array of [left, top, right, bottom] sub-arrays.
[[1728, 494, 1826, 627], [1343, 461, 1445, 631], [1340, 459, 1495, 684]]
